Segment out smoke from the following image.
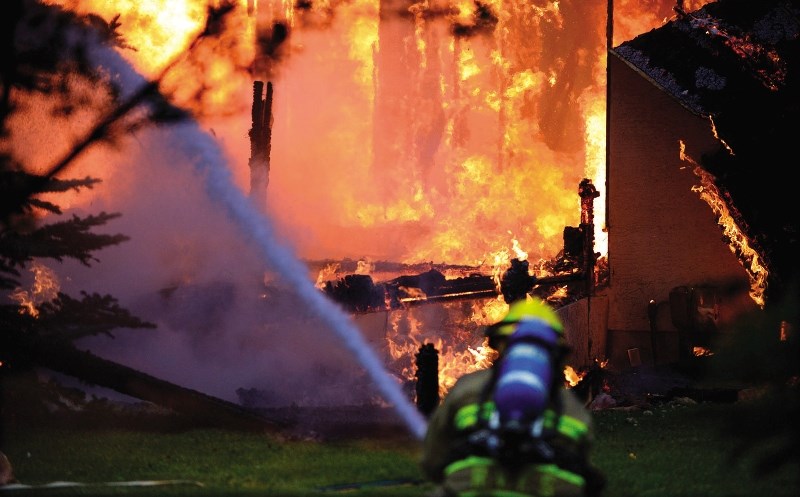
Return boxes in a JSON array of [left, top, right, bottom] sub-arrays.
[[14, 13, 427, 439], [12, 0, 711, 441]]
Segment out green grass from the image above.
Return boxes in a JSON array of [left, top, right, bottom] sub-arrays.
[[3, 428, 426, 496], [591, 400, 798, 497], [3, 397, 799, 496]]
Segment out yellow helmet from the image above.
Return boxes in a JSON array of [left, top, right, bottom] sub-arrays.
[[484, 298, 564, 348]]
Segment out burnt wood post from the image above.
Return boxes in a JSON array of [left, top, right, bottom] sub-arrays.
[[415, 343, 439, 417], [579, 178, 600, 297], [248, 81, 273, 212]]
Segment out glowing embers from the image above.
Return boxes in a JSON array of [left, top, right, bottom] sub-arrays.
[[677, 6, 787, 91], [692, 346, 714, 357]]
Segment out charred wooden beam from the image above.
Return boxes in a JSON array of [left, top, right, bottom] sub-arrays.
[[32, 341, 284, 433], [321, 270, 494, 313], [321, 179, 601, 312], [579, 178, 600, 296], [321, 265, 589, 313]]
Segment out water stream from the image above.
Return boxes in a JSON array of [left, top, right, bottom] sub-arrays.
[[91, 40, 429, 442]]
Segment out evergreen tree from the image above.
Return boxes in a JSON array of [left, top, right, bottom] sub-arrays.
[[1, 0, 235, 371], [1, 0, 155, 374]]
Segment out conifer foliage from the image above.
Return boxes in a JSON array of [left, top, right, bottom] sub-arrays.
[[0, 0, 163, 371], [1, 0, 236, 373]]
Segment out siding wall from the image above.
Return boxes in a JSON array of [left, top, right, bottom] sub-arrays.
[[602, 52, 751, 368]]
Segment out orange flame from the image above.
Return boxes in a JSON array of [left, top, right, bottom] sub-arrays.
[[383, 296, 506, 396], [44, 0, 256, 118], [314, 262, 341, 290], [692, 346, 714, 357], [679, 141, 767, 308], [41, 0, 700, 388], [10, 261, 61, 318], [41, 0, 693, 267], [563, 365, 584, 387]]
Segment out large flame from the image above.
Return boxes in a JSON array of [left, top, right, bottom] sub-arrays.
[[41, 0, 709, 265], [39, 0, 711, 396]]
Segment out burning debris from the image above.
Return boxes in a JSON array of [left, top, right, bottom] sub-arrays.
[[307, 178, 608, 407], [674, 3, 789, 91], [318, 178, 604, 314], [319, 256, 602, 315]]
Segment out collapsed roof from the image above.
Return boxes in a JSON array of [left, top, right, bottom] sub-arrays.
[[612, 0, 800, 303]]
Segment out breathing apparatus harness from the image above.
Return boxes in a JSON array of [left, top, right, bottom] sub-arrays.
[[465, 317, 567, 470]]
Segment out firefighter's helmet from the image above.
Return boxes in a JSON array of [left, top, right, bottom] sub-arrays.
[[484, 298, 565, 351]]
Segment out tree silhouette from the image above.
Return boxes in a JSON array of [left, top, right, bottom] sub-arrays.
[[1, 0, 235, 373]]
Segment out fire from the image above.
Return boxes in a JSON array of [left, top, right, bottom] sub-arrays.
[[707, 116, 734, 155], [692, 346, 714, 357], [679, 141, 768, 307], [42, 0, 690, 266], [10, 261, 61, 318], [314, 262, 341, 290], [44, 0, 256, 118], [613, 0, 713, 46], [384, 297, 503, 396], [564, 358, 608, 389], [563, 365, 584, 387], [37, 1, 706, 396]]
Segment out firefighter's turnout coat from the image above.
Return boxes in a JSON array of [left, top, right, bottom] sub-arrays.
[[420, 368, 604, 497]]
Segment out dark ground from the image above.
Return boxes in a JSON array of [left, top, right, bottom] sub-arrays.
[[1, 359, 747, 443]]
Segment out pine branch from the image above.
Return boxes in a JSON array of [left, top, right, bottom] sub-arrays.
[[0, 257, 22, 289], [21, 213, 130, 265], [1, 291, 157, 369], [36, 291, 156, 341], [1, 169, 102, 221], [0, 0, 238, 375]]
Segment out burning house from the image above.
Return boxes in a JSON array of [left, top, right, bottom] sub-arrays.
[[602, 0, 799, 370], [298, 0, 799, 385], [6, 0, 798, 428]]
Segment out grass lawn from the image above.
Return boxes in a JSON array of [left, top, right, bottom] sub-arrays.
[[0, 364, 800, 497], [3, 389, 799, 497], [591, 398, 798, 497]]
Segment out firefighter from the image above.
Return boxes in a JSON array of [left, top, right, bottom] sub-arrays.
[[420, 298, 605, 497]]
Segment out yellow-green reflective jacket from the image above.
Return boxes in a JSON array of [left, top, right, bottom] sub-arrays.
[[444, 401, 589, 497], [421, 369, 596, 497]]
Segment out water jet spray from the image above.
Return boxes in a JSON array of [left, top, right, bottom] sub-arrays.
[[89, 40, 428, 442]]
